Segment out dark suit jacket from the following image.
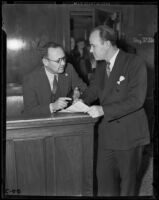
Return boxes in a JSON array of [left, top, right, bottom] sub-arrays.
[[23, 63, 87, 116], [82, 50, 150, 150]]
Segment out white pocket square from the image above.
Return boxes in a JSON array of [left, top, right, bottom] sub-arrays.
[[117, 76, 125, 85]]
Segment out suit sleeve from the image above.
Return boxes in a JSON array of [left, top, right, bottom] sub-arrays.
[[81, 70, 99, 106], [69, 64, 87, 93], [22, 75, 50, 117], [103, 57, 148, 121]]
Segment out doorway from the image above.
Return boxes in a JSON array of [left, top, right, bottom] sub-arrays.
[[70, 11, 93, 42]]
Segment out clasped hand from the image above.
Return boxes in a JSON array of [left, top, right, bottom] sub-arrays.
[[72, 87, 104, 118], [86, 106, 104, 118]]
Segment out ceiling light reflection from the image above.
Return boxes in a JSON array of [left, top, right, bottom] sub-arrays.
[[7, 39, 26, 51]]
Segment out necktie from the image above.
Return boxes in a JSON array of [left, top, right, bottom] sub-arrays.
[[106, 61, 111, 77], [52, 74, 58, 94]]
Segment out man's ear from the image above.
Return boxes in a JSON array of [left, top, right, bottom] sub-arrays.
[[42, 57, 48, 66], [104, 40, 111, 48]]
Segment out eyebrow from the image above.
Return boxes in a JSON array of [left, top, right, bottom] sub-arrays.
[[90, 44, 98, 46]]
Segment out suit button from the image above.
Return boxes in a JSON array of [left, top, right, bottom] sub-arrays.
[[116, 120, 120, 123]]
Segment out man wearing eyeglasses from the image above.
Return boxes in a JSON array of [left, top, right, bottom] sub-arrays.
[[23, 42, 87, 116]]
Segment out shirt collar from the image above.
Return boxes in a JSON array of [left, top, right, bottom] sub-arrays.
[[108, 48, 119, 71], [44, 66, 58, 80]]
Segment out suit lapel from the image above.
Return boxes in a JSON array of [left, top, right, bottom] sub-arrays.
[[98, 61, 106, 90], [38, 67, 70, 100], [38, 67, 52, 101], [101, 50, 125, 103]]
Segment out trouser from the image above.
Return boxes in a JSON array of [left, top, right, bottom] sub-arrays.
[[97, 146, 143, 196]]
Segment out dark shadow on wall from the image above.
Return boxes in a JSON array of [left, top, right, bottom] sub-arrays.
[[116, 37, 136, 54]]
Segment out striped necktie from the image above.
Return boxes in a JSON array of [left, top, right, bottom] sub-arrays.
[[106, 61, 111, 77]]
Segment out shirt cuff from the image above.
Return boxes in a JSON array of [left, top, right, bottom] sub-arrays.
[[49, 103, 56, 113]]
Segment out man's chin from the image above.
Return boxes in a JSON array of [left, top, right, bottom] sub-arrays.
[[58, 68, 64, 73], [93, 56, 99, 61]]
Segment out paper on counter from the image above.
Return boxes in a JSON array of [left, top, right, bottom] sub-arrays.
[[59, 101, 90, 113]]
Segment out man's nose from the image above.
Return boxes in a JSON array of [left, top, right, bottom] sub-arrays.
[[61, 59, 65, 65]]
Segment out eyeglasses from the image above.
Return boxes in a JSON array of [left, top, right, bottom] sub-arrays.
[[47, 56, 66, 64]]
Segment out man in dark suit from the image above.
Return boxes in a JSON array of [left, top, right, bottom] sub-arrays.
[[23, 42, 87, 117], [81, 25, 150, 196]]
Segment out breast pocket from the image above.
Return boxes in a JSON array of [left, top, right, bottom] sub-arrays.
[[114, 80, 128, 99]]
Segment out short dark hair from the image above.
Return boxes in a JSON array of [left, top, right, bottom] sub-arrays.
[[41, 42, 64, 58], [91, 25, 117, 46], [76, 38, 85, 44]]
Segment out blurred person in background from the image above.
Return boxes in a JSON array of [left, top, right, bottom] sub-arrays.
[[67, 38, 92, 85]]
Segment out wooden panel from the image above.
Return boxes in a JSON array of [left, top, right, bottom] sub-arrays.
[[14, 138, 46, 195], [6, 114, 96, 196], [134, 5, 157, 36], [7, 124, 92, 139], [62, 5, 70, 52], [2, 4, 61, 84], [45, 136, 56, 196], [7, 113, 95, 129], [55, 134, 83, 196], [82, 130, 94, 196], [7, 96, 24, 118], [5, 140, 17, 194]]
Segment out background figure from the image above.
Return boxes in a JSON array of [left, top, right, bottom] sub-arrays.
[[67, 38, 92, 85], [70, 36, 76, 51], [67, 37, 79, 74], [87, 51, 97, 83]]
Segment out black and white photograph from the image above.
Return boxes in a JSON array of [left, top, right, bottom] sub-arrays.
[[1, 2, 158, 199]]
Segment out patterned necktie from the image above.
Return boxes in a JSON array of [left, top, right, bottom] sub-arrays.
[[52, 74, 58, 94], [106, 61, 111, 78]]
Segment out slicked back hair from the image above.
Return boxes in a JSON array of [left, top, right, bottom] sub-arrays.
[[41, 42, 64, 58], [91, 25, 117, 46]]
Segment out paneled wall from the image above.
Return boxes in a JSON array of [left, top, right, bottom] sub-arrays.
[[2, 4, 157, 87], [2, 4, 69, 84]]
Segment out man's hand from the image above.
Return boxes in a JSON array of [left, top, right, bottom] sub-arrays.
[[87, 106, 104, 118], [50, 97, 72, 113]]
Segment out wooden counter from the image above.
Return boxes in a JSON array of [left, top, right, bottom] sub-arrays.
[[5, 113, 96, 196]]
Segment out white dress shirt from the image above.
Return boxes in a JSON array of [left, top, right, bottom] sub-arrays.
[[44, 67, 58, 91], [108, 49, 120, 72]]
